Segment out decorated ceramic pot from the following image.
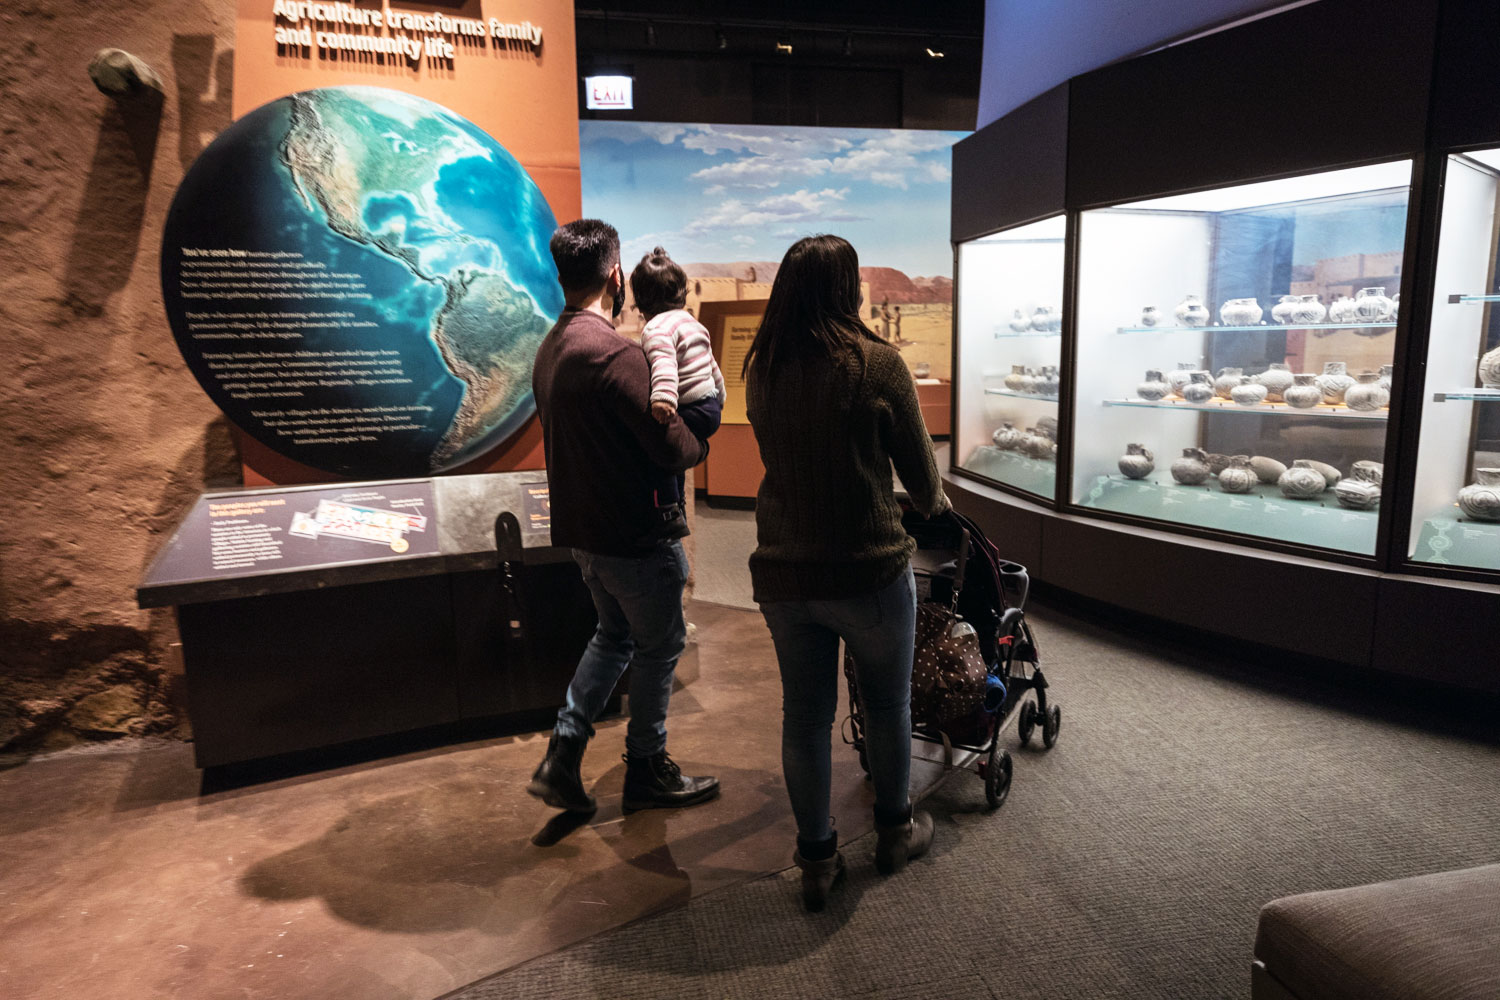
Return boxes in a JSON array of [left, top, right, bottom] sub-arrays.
[[1457, 469, 1500, 521], [1315, 361, 1356, 404], [1036, 366, 1061, 397], [1231, 377, 1268, 407], [1351, 460, 1384, 486], [1137, 369, 1171, 401], [1167, 362, 1199, 398], [1174, 295, 1210, 328], [1278, 465, 1327, 500], [913, 361, 931, 378], [1254, 363, 1295, 401], [1218, 456, 1258, 494], [1004, 364, 1034, 394], [1391, 293, 1400, 321], [1284, 374, 1323, 409], [1353, 286, 1393, 323], [1213, 366, 1245, 399], [1182, 372, 1215, 404], [1478, 344, 1500, 390], [1294, 458, 1342, 489], [1378, 363, 1394, 392], [1271, 295, 1298, 326], [1171, 447, 1212, 485], [1023, 430, 1057, 460], [1030, 306, 1055, 332], [1249, 456, 1287, 484], [1035, 415, 1059, 441], [1009, 309, 1032, 333], [1206, 452, 1233, 477], [1334, 479, 1381, 511], [1329, 296, 1358, 325], [1344, 372, 1390, 411], [1289, 294, 1328, 325], [1118, 443, 1155, 480], [992, 421, 1022, 450], [1140, 305, 1161, 328], [1220, 297, 1263, 326]]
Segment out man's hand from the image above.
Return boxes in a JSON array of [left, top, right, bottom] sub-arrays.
[[651, 400, 677, 424]]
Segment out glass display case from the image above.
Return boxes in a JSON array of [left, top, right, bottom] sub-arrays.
[[1409, 148, 1500, 571], [953, 214, 1066, 501], [1070, 162, 1413, 555]]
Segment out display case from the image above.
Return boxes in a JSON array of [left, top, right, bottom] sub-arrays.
[[953, 214, 1065, 500], [1408, 148, 1500, 571], [1069, 162, 1412, 557]]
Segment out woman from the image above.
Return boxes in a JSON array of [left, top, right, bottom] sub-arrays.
[[745, 234, 948, 912]]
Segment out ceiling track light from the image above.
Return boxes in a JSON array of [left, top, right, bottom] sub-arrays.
[[715, 24, 727, 50], [842, 31, 853, 57], [645, 21, 656, 46], [775, 38, 793, 55], [926, 36, 945, 58]]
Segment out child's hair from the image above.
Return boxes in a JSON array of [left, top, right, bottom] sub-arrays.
[[629, 246, 688, 318]]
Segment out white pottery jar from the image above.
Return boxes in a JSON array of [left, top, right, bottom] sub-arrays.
[[1048, 309, 1062, 333], [1391, 293, 1400, 321], [1036, 415, 1059, 441], [1030, 306, 1054, 332], [1167, 362, 1199, 398], [1036, 366, 1061, 396], [1230, 378, 1268, 407], [1477, 344, 1500, 389], [1174, 295, 1210, 328], [913, 361, 931, 378], [1278, 465, 1327, 500], [1271, 295, 1298, 325], [1182, 372, 1215, 404], [1206, 452, 1233, 477], [1289, 295, 1328, 325], [1457, 469, 1500, 521], [991, 422, 1021, 450], [1351, 460, 1383, 486], [1334, 479, 1381, 510], [1353, 286, 1393, 323], [1009, 309, 1031, 333], [1118, 443, 1155, 480], [1137, 369, 1170, 401], [1140, 306, 1160, 327], [1220, 297, 1263, 326], [1250, 456, 1287, 484], [1171, 447, 1211, 485], [1295, 458, 1342, 489], [1218, 456, 1258, 494], [1329, 296, 1358, 325], [1315, 361, 1356, 404], [1003, 364, 1028, 393], [1213, 366, 1245, 399], [1344, 372, 1390, 411], [1284, 374, 1323, 409], [1378, 364, 1394, 392], [1254, 363, 1294, 401]]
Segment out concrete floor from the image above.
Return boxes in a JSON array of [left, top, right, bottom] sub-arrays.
[[0, 602, 878, 1000]]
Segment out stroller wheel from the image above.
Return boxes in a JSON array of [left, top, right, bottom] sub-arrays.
[[985, 747, 1012, 809], [1042, 704, 1062, 749], [1017, 700, 1036, 747]]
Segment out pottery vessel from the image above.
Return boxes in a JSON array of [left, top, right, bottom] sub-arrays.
[[1334, 479, 1381, 511], [1036, 415, 1059, 441], [1278, 465, 1327, 500], [1140, 306, 1160, 328], [1008, 309, 1031, 333], [1023, 430, 1056, 460], [913, 361, 931, 378], [1231, 378, 1268, 407], [991, 421, 1022, 450], [1329, 296, 1358, 325], [1271, 295, 1298, 325], [1351, 460, 1383, 486], [1182, 372, 1215, 404], [1167, 362, 1199, 398], [1118, 443, 1155, 480], [1171, 447, 1212, 485], [1030, 306, 1054, 332], [1457, 469, 1500, 521], [1478, 345, 1500, 390], [1294, 458, 1342, 489], [1344, 372, 1390, 411], [1249, 456, 1287, 484], [1004, 364, 1034, 394], [1378, 363, 1394, 392], [1174, 295, 1210, 328], [1220, 297, 1263, 327], [1137, 369, 1170, 401], [1213, 366, 1245, 399], [1315, 361, 1356, 404], [1353, 286, 1393, 323], [1253, 363, 1294, 401], [1048, 309, 1062, 333], [1284, 374, 1324, 409], [1036, 366, 1060, 396], [1289, 295, 1328, 325], [1206, 452, 1233, 477], [1218, 456, 1258, 494], [1391, 293, 1400, 321]]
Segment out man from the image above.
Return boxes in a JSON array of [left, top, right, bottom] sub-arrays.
[[527, 219, 720, 815]]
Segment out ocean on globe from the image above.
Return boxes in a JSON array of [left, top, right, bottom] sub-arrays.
[[161, 86, 563, 478]]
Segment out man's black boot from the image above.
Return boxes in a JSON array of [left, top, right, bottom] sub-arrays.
[[621, 751, 720, 812], [526, 732, 596, 813]]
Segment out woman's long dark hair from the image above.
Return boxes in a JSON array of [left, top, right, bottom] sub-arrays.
[[742, 234, 882, 382]]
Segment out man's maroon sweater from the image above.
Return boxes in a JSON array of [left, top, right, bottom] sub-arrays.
[[533, 308, 709, 556]]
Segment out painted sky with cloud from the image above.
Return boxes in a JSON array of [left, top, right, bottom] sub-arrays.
[[579, 122, 968, 278]]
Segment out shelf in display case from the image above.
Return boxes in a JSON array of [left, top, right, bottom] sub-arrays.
[[1101, 398, 1388, 420], [1115, 322, 1396, 335], [1431, 389, 1500, 402], [986, 388, 1059, 402], [1446, 294, 1500, 304], [960, 446, 1057, 497], [992, 327, 1062, 338]]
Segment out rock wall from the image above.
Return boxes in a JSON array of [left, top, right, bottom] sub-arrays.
[[0, 0, 240, 753]]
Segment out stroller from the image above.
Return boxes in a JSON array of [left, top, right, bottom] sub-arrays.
[[844, 506, 1060, 808]]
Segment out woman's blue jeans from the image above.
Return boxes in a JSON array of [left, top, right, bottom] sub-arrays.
[[759, 565, 916, 844]]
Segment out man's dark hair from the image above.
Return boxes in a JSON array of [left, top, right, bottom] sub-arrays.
[[629, 246, 688, 318], [550, 219, 620, 296]]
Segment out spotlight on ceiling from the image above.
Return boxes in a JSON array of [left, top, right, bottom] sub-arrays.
[[645, 21, 656, 46], [925, 43, 945, 58], [842, 31, 853, 57], [776, 38, 793, 55], [715, 25, 727, 50]]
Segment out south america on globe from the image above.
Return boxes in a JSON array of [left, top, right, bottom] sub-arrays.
[[161, 86, 563, 478]]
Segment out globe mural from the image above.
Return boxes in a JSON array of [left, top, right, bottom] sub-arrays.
[[161, 86, 562, 478]]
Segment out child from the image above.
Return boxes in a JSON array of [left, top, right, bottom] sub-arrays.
[[629, 247, 726, 531]]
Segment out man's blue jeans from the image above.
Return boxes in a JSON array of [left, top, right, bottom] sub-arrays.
[[759, 565, 917, 844], [555, 540, 689, 758]]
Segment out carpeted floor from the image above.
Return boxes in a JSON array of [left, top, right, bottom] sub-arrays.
[[445, 601, 1500, 1000]]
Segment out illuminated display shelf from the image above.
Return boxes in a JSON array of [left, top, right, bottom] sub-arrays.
[[986, 387, 1059, 402], [1446, 294, 1500, 303], [1116, 322, 1396, 335], [992, 327, 1062, 338], [1430, 389, 1500, 401], [1102, 397, 1388, 420]]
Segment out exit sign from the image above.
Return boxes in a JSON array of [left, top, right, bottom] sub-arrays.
[[585, 75, 633, 110]]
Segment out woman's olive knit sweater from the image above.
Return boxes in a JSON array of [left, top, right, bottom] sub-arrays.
[[747, 336, 948, 604]]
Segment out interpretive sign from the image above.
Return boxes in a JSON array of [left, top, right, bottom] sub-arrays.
[[521, 483, 551, 532], [161, 86, 563, 478]]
